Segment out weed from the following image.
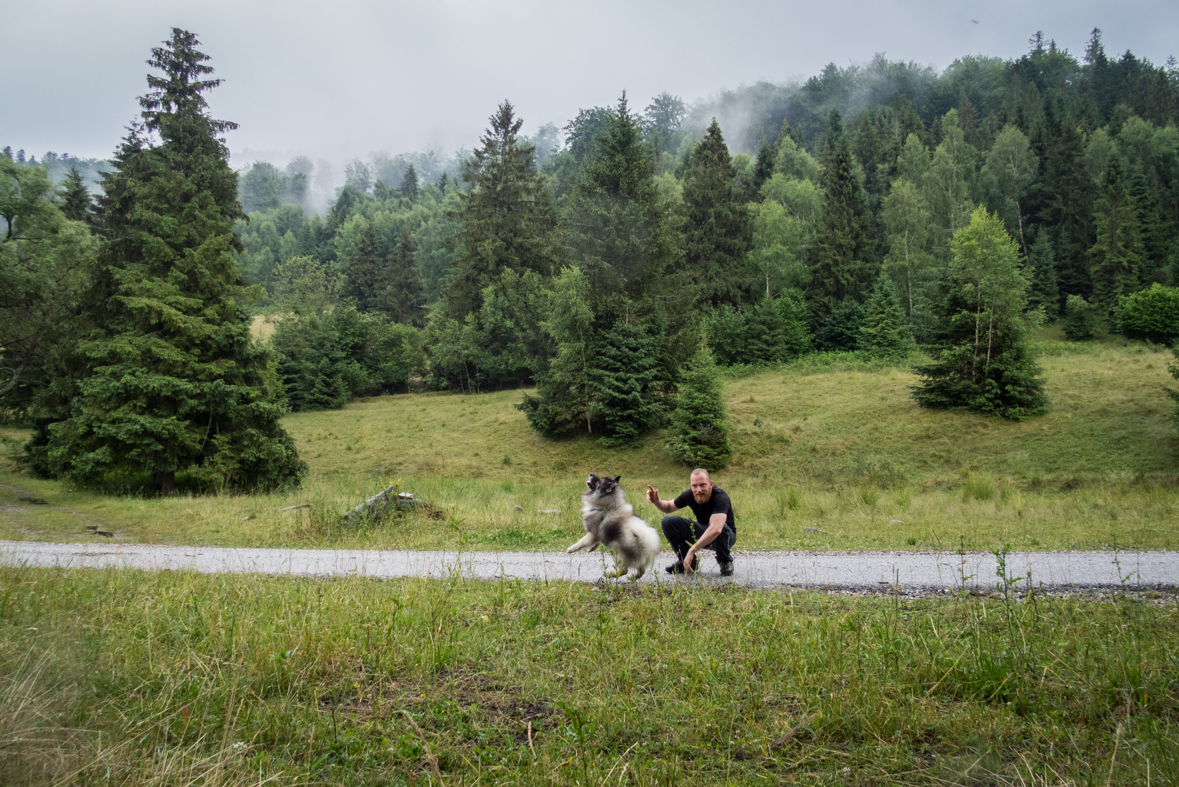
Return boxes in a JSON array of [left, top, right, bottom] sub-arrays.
[[961, 473, 996, 502]]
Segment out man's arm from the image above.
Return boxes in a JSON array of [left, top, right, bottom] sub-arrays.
[[645, 485, 679, 514], [683, 513, 727, 574]]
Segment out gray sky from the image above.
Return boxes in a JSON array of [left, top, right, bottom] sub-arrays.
[[3, 0, 1177, 168]]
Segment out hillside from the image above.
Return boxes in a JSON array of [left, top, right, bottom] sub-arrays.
[[1, 338, 1175, 553]]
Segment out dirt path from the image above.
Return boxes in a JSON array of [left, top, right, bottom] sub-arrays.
[[2, 540, 1176, 593]]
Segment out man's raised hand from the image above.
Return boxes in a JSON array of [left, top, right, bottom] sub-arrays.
[[645, 484, 659, 505]]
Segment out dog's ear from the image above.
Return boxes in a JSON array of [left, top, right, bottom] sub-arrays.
[[612, 475, 622, 484]]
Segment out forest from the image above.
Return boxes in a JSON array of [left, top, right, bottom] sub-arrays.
[[3, 27, 1179, 493]]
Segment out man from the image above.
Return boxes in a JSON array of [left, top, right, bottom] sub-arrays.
[[645, 468, 736, 576]]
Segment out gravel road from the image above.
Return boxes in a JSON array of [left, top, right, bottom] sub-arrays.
[[2, 540, 1176, 593]]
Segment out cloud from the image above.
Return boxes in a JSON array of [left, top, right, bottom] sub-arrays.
[[2, 0, 1175, 167]]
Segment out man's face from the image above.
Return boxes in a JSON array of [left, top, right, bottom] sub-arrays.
[[690, 473, 713, 504]]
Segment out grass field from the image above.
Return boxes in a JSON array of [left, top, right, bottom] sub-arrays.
[[2, 565, 1177, 786], [1, 337, 1176, 553]]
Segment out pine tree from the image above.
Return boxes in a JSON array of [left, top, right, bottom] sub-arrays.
[[399, 164, 419, 200], [1038, 103, 1095, 301], [859, 273, 914, 358], [385, 230, 424, 326], [447, 101, 559, 318], [589, 321, 667, 447], [518, 266, 596, 437], [810, 111, 876, 324], [343, 220, 386, 313], [564, 94, 679, 320], [664, 349, 731, 469], [48, 29, 306, 494], [1089, 156, 1141, 322], [747, 139, 775, 201], [682, 119, 753, 307], [815, 299, 865, 351], [58, 165, 93, 224], [1027, 231, 1061, 318], [912, 208, 1047, 420]]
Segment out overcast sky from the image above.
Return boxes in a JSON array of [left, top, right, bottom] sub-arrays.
[[3, 0, 1177, 168]]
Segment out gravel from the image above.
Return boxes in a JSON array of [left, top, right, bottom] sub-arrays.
[[2, 540, 1177, 593]]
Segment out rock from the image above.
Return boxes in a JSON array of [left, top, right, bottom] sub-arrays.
[[889, 520, 904, 525], [279, 504, 311, 512], [538, 509, 562, 515], [344, 487, 422, 526], [513, 505, 524, 512], [803, 527, 828, 534]]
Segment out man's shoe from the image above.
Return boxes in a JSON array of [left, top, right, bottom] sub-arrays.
[[665, 556, 699, 574], [719, 559, 734, 577]]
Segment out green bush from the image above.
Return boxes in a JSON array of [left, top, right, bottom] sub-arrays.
[[1063, 295, 1098, 341], [1117, 284, 1179, 345]]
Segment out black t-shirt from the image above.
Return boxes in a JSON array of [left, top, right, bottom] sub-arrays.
[[673, 487, 736, 532]]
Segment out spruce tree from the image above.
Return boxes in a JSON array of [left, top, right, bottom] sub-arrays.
[[1038, 103, 1095, 300], [399, 164, 419, 201], [385, 229, 424, 326], [589, 321, 667, 447], [48, 29, 306, 494], [664, 349, 731, 469], [518, 266, 596, 437], [564, 94, 678, 320], [1089, 156, 1141, 322], [58, 165, 93, 224], [912, 208, 1047, 420], [859, 273, 914, 358], [747, 139, 775, 200], [447, 101, 558, 318], [343, 220, 386, 313], [1027, 231, 1061, 318], [810, 111, 875, 324], [682, 119, 753, 307]]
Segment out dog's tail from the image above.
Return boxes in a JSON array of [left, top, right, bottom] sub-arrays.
[[636, 519, 661, 572]]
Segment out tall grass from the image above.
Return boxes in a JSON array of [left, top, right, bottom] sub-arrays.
[[1, 565, 1176, 784]]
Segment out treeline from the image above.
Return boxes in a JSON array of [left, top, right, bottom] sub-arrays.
[[223, 29, 1179, 434], [5, 28, 1179, 488]]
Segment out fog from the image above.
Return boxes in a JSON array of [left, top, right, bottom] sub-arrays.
[[3, 0, 1177, 195]]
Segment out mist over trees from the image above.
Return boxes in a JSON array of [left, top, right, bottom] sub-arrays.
[[6, 26, 1179, 483]]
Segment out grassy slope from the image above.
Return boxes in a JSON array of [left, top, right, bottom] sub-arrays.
[[0, 339, 1176, 552]]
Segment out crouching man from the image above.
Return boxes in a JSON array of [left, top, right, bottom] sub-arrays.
[[645, 468, 736, 576]]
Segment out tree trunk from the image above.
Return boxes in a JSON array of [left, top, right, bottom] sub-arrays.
[[156, 470, 176, 497]]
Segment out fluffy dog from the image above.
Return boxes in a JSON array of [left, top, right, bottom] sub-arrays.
[[567, 474, 661, 580]]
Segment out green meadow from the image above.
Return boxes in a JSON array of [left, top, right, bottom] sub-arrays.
[[2, 566, 1177, 785], [2, 337, 1178, 785], [1, 336, 1176, 553]]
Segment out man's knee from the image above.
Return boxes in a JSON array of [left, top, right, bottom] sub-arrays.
[[660, 515, 680, 537]]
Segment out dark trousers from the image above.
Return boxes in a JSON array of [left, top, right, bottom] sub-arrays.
[[661, 516, 735, 564]]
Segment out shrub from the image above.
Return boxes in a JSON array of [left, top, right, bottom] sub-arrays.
[[1117, 284, 1179, 345], [1063, 295, 1098, 341]]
